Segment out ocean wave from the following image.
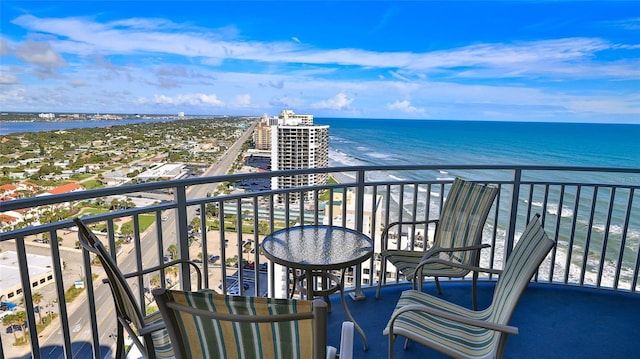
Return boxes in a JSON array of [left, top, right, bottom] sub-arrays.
[[524, 200, 574, 218], [328, 149, 366, 167], [368, 152, 393, 159]]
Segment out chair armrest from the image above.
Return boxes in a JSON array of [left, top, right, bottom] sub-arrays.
[[422, 243, 490, 255], [413, 243, 490, 271], [137, 320, 167, 336], [414, 257, 502, 282], [388, 304, 519, 336], [382, 219, 439, 239]]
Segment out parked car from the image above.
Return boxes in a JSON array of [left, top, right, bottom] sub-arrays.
[[0, 301, 17, 311], [225, 282, 250, 295], [208, 255, 220, 263], [6, 324, 23, 334]]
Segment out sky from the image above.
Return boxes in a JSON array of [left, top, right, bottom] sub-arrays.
[[1, 1, 639, 123]]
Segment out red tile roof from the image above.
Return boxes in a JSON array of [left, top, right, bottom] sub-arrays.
[[48, 183, 85, 195], [0, 184, 17, 192]]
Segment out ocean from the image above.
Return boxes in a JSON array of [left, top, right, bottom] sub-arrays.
[[318, 118, 640, 169]]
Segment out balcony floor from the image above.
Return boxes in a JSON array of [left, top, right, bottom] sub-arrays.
[[327, 282, 639, 359]]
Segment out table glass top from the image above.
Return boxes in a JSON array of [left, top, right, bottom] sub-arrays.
[[261, 225, 373, 268]]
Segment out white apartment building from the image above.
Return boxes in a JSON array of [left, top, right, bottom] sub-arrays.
[[277, 109, 314, 125], [270, 110, 329, 203]]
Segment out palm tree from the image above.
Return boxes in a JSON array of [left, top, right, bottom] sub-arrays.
[[165, 266, 178, 287], [32, 292, 43, 324], [150, 274, 160, 288], [190, 217, 201, 231], [167, 244, 177, 260], [2, 313, 19, 341], [15, 310, 27, 342]]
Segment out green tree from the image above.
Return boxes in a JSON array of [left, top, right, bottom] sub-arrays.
[[2, 313, 20, 341], [150, 274, 160, 289], [167, 244, 177, 260], [189, 217, 201, 231], [205, 203, 218, 218], [165, 266, 178, 286]]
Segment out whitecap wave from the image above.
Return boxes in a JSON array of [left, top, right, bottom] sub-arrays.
[[368, 152, 393, 159]]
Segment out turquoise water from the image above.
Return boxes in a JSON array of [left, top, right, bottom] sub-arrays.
[[319, 118, 640, 168]]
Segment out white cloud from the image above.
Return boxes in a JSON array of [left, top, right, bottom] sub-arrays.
[[312, 93, 353, 110], [14, 40, 66, 70], [68, 79, 87, 87], [151, 93, 224, 106], [0, 73, 19, 84], [12, 14, 636, 82], [3, 12, 638, 122], [235, 94, 251, 106], [389, 70, 410, 82], [0, 37, 11, 55], [386, 100, 425, 114]]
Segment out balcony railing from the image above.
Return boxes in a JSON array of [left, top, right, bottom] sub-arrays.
[[1, 165, 638, 358]]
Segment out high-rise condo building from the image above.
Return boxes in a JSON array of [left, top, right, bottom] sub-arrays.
[[270, 110, 329, 203], [253, 114, 272, 151]]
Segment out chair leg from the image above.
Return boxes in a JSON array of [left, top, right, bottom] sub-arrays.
[[472, 271, 479, 310], [403, 338, 410, 350], [388, 334, 396, 359], [115, 322, 125, 359], [376, 256, 387, 299], [290, 268, 298, 299], [434, 277, 442, 295]]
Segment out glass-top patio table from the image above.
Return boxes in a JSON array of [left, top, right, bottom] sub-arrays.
[[261, 225, 374, 350]]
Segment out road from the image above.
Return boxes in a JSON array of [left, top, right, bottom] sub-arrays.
[[28, 122, 257, 359]]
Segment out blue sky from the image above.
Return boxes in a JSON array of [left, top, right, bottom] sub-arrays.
[[1, 1, 639, 123]]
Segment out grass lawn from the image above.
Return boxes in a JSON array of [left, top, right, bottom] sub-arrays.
[[138, 214, 156, 232], [75, 210, 155, 233], [78, 208, 108, 216], [82, 179, 104, 189]]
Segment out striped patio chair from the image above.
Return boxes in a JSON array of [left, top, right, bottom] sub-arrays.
[[75, 217, 206, 359], [152, 289, 353, 359], [383, 214, 555, 359], [376, 177, 498, 310]]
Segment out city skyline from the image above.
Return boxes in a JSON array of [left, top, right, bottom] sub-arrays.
[[1, 1, 639, 124]]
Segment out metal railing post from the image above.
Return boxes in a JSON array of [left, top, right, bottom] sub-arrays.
[[505, 169, 522, 260], [174, 184, 192, 291], [351, 169, 367, 300]]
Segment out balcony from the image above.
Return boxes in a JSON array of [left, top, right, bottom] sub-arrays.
[[1, 165, 639, 358]]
